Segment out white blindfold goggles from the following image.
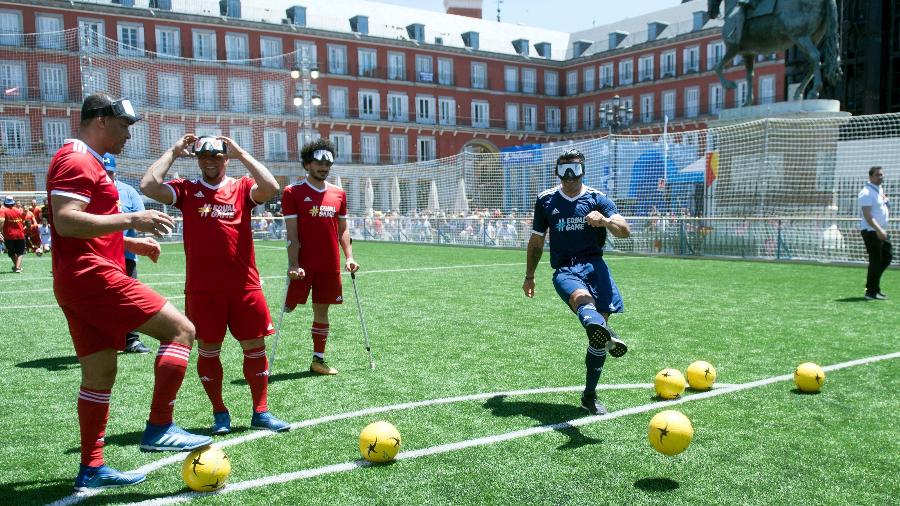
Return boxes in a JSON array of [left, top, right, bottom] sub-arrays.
[[312, 149, 335, 163], [556, 162, 584, 179]]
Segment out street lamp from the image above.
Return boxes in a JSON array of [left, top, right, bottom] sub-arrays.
[[292, 53, 321, 148], [600, 95, 633, 202], [600, 94, 633, 134]]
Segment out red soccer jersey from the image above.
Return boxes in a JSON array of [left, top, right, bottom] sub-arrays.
[[30, 206, 42, 223], [0, 206, 25, 239], [281, 180, 347, 273], [166, 176, 261, 293], [46, 140, 125, 305]]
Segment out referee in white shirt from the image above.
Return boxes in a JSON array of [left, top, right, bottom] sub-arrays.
[[858, 166, 892, 300]]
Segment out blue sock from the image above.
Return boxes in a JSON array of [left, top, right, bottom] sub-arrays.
[[576, 303, 604, 329], [584, 346, 607, 395]]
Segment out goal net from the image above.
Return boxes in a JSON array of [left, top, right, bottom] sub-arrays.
[[2, 27, 897, 263]]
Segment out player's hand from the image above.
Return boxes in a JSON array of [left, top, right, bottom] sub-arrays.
[[523, 277, 536, 298], [218, 135, 246, 159], [172, 134, 198, 158], [287, 267, 306, 280], [345, 257, 360, 273], [127, 237, 162, 263], [585, 211, 607, 228], [877, 229, 888, 241], [130, 210, 175, 237]]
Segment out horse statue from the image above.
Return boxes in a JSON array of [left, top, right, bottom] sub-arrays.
[[708, 0, 841, 107]]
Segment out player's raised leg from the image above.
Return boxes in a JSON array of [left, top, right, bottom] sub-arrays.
[[135, 302, 213, 452]]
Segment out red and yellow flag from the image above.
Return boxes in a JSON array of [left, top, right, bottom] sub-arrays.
[[705, 151, 719, 188]]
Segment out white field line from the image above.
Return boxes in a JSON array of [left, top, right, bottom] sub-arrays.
[[2, 262, 528, 307], [50, 351, 900, 506]]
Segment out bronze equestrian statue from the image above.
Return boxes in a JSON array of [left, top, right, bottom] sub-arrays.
[[708, 0, 841, 107]]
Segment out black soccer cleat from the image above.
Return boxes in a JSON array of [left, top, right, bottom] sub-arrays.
[[580, 393, 608, 415], [606, 327, 628, 358]]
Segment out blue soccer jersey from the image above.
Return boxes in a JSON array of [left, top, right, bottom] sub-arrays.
[[532, 186, 620, 269]]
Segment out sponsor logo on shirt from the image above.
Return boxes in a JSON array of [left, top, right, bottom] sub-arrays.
[[556, 216, 586, 232], [198, 203, 236, 219], [310, 205, 338, 218]]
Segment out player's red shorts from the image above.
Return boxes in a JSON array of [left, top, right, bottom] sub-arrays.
[[185, 288, 275, 344], [285, 271, 343, 309], [59, 274, 167, 357]]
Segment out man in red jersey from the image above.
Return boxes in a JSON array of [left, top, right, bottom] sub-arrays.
[[282, 139, 360, 375], [47, 93, 211, 492], [141, 133, 289, 434], [0, 196, 26, 272]]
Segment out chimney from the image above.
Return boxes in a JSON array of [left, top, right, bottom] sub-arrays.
[[512, 39, 529, 56], [462, 31, 479, 50], [608, 31, 628, 49], [534, 42, 551, 59], [647, 21, 668, 41], [285, 6, 306, 26], [693, 11, 709, 30], [350, 15, 369, 35], [443, 0, 483, 20], [407, 23, 425, 43], [572, 40, 592, 57]]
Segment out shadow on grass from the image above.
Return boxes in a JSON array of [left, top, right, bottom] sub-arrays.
[[834, 297, 869, 303], [634, 477, 679, 492], [483, 395, 603, 450], [0, 477, 73, 504], [230, 370, 316, 386], [65, 427, 250, 454], [790, 388, 822, 395], [16, 355, 79, 372]]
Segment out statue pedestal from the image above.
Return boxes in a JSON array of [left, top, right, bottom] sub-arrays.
[[710, 99, 849, 127]]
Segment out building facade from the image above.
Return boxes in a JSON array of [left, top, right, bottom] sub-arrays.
[[0, 0, 784, 191]]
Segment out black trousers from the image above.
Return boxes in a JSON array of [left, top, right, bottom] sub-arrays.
[[125, 259, 140, 343], [861, 231, 893, 295]]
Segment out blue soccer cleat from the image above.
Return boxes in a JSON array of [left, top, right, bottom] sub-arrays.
[[74, 464, 146, 491], [212, 411, 231, 435], [140, 422, 213, 452], [251, 411, 291, 432]]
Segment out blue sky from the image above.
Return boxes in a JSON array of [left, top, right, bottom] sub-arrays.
[[374, 0, 680, 32]]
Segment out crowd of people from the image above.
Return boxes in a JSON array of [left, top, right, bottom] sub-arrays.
[[0, 197, 50, 273]]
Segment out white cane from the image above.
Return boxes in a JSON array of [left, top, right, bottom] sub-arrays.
[[268, 273, 291, 374]]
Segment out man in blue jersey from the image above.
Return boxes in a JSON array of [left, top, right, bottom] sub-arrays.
[[523, 148, 632, 415], [104, 153, 152, 353]]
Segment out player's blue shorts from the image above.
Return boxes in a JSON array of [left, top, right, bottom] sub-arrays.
[[552, 256, 623, 314]]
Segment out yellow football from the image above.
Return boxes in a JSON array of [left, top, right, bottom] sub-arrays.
[[648, 410, 694, 456], [359, 421, 402, 463], [182, 446, 230, 492], [686, 360, 717, 390], [794, 362, 825, 392], [655, 368, 687, 399]]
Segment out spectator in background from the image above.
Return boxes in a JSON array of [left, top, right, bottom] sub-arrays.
[[104, 153, 152, 354], [858, 166, 892, 300], [39, 216, 52, 253], [30, 199, 42, 223], [0, 196, 26, 272]]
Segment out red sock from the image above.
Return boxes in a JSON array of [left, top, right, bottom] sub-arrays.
[[243, 347, 269, 414], [198, 347, 227, 413], [78, 387, 110, 467], [149, 342, 190, 426], [312, 322, 329, 357]]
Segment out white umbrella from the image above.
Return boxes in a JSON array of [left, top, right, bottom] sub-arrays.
[[364, 178, 374, 215], [453, 177, 469, 213], [390, 176, 401, 211], [428, 180, 440, 211], [334, 175, 343, 189]]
